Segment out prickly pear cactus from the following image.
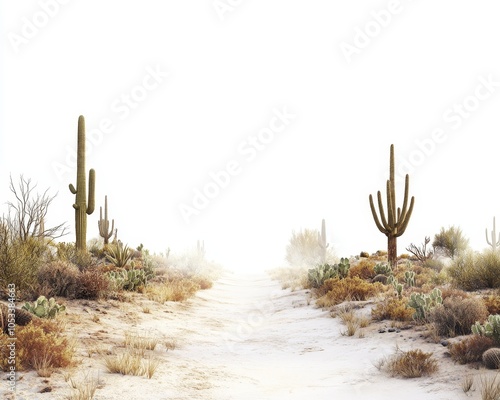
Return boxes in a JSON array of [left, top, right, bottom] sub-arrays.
[[307, 264, 338, 288], [404, 271, 416, 287], [408, 288, 442, 321], [483, 348, 500, 369], [22, 296, 66, 319], [472, 314, 500, 344], [374, 263, 392, 276]]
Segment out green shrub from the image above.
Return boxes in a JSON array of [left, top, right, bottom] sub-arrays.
[[448, 250, 500, 290], [433, 226, 469, 259]]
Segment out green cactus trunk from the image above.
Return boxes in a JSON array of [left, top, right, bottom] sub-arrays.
[[69, 116, 95, 252], [318, 219, 328, 264], [369, 144, 414, 267], [99, 195, 115, 245]]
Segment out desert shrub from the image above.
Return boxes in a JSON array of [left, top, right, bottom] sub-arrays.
[[146, 278, 201, 303], [422, 258, 445, 272], [483, 348, 500, 369], [285, 229, 336, 267], [449, 250, 500, 290], [449, 335, 495, 364], [359, 251, 370, 258], [0, 320, 74, 371], [0, 228, 47, 299], [429, 297, 488, 337], [56, 242, 95, 270], [315, 277, 383, 307], [349, 259, 376, 280], [380, 348, 438, 378], [371, 296, 415, 322], [37, 261, 80, 298], [0, 303, 33, 333], [433, 226, 469, 259], [191, 275, 213, 290], [77, 267, 110, 299], [483, 295, 500, 315], [439, 287, 470, 301]]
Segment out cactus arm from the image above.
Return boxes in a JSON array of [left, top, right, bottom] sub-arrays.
[[87, 169, 95, 214], [69, 183, 77, 194], [369, 194, 386, 233], [395, 196, 414, 237]]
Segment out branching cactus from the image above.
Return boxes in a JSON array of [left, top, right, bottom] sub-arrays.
[[69, 115, 95, 252], [98, 195, 115, 245], [408, 288, 442, 321], [404, 271, 416, 287], [22, 296, 66, 319], [486, 217, 500, 252], [369, 144, 415, 266], [318, 219, 329, 264]]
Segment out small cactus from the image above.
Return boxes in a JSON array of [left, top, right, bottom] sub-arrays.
[[374, 263, 392, 276], [404, 271, 416, 287], [483, 348, 500, 369], [22, 296, 66, 319], [472, 314, 500, 344], [392, 278, 403, 299]]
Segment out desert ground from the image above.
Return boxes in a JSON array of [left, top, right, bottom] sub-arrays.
[[2, 271, 496, 400]]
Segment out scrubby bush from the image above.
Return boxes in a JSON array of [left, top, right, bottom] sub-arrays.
[[285, 229, 336, 267], [315, 277, 383, 307], [0, 319, 74, 371], [433, 226, 469, 259], [429, 297, 488, 337], [483, 295, 500, 315], [448, 250, 500, 290], [449, 335, 495, 364], [371, 296, 414, 322], [0, 224, 47, 299], [37, 261, 80, 298], [422, 258, 445, 272], [349, 259, 376, 280], [77, 267, 110, 299]]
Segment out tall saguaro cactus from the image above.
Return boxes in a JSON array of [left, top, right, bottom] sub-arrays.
[[98, 195, 115, 246], [318, 218, 329, 263], [69, 115, 95, 252], [486, 217, 500, 251], [369, 144, 414, 266]]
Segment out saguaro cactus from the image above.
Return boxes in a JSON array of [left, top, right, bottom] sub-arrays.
[[98, 195, 115, 245], [197, 240, 205, 258], [69, 115, 95, 252], [369, 144, 414, 266], [486, 217, 500, 252], [318, 219, 329, 263]]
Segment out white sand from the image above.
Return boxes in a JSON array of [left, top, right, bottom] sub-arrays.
[[4, 272, 494, 399]]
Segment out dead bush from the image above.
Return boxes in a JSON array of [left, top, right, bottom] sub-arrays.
[[315, 277, 383, 308], [429, 297, 488, 337], [381, 348, 438, 378], [371, 296, 415, 322], [348, 259, 376, 280], [449, 335, 495, 364], [37, 261, 80, 298], [76, 267, 110, 300]]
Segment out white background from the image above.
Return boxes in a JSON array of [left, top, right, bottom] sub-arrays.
[[1, 1, 500, 271]]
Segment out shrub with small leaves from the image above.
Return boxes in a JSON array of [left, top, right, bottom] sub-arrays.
[[22, 296, 66, 319]]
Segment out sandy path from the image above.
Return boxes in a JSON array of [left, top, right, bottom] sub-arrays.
[[5, 272, 481, 399]]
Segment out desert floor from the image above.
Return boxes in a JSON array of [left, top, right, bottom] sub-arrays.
[[4, 272, 494, 400]]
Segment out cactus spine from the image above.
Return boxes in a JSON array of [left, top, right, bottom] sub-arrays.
[[98, 195, 115, 245], [69, 115, 95, 252], [318, 219, 329, 263], [369, 144, 415, 266], [486, 217, 500, 251]]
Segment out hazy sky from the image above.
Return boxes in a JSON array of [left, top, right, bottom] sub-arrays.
[[1, 1, 500, 271]]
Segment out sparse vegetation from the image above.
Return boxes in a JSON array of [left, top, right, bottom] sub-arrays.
[[371, 296, 415, 322], [379, 347, 438, 378], [449, 335, 496, 364], [433, 226, 469, 259], [315, 277, 383, 308]]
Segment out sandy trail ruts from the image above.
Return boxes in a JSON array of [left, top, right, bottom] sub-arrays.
[[6, 272, 477, 399]]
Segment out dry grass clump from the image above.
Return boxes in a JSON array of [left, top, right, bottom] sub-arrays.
[[449, 335, 495, 364], [146, 278, 200, 303], [124, 330, 160, 353], [268, 266, 308, 290], [315, 277, 383, 308], [371, 296, 415, 322], [348, 259, 376, 280], [439, 287, 470, 300], [480, 374, 500, 400], [429, 296, 488, 337], [103, 350, 160, 378], [0, 319, 74, 371], [462, 374, 474, 394], [67, 371, 100, 400], [379, 347, 438, 378]]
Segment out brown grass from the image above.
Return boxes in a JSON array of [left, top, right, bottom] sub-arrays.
[[316, 277, 383, 307], [381, 347, 438, 378], [480, 374, 500, 400], [348, 259, 376, 280], [483, 295, 500, 315], [449, 335, 495, 364], [146, 278, 201, 303], [371, 296, 415, 322]]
